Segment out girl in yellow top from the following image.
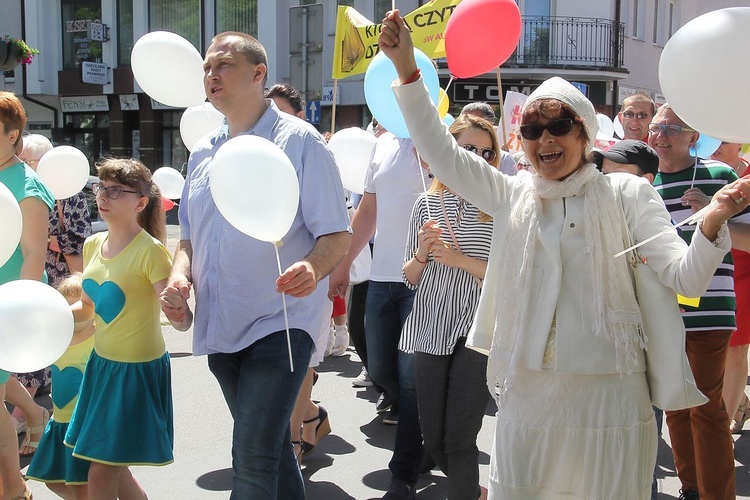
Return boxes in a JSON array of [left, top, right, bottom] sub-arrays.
[[65, 159, 191, 500], [26, 273, 95, 499]]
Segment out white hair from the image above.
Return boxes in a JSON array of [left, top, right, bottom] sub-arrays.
[[21, 133, 53, 160]]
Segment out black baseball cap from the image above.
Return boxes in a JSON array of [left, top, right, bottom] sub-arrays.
[[592, 140, 660, 177]]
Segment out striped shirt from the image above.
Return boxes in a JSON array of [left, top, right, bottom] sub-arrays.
[[399, 190, 493, 355], [653, 159, 750, 331]]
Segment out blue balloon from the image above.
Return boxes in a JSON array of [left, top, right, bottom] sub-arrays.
[[443, 114, 455, 127], [364, 48, 440, 138], [690, 134, 722, 158]]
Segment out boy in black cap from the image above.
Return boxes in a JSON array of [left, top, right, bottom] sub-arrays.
[[592, 140, 660, 183]]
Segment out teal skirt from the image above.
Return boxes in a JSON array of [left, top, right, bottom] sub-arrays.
[[26, 421, 89, 484], [0, 369, 9, 384], [64, 351, 174, 466]]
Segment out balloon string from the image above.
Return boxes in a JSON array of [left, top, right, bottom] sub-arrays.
[[273, 241, 295, 373], [436, 76, 454, 116], [690, 154, 698, 189], [613, 199, 718, 258], [416, 150, 432, 221]]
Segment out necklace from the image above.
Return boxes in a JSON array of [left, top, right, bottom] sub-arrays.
[[0, 153, 18, 170]]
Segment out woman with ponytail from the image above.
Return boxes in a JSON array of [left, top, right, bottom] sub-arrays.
[[63, 158, 190, 499]]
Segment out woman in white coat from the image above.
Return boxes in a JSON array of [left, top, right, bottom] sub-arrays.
[[378, 11, 750, 500]]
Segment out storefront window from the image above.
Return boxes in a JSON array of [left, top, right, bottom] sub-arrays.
[[150, 0, 201, 51], [118, 0, 134, 66], [62, 0, 103, 70], [62, 113, 111, 173], [163, 111, 188, 172], [215, 0, 258, 38]]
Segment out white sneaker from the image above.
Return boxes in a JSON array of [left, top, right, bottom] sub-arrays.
[[352, 366, 373, 387], [331, 324, 349, 356], [324, 325, 335, 357]]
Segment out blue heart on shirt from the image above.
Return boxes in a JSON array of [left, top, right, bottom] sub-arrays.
[[82, 279, 125, 324], [50, 365, 84, 408]]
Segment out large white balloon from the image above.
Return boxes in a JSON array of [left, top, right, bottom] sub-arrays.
[[36, 146, 90, 200], [0, 280, 74, 373], [596, 114, 615, 138], [210, 136, 299, 243], [152, 167, 185, 200], [659, 8, 750, 143], [0, 182, 22, 268], [180, 103, 225, 152], [131, 31, 206, 108], [327, 128, 377, 194]]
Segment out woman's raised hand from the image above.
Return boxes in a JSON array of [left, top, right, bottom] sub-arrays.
[[378, 10, 418, 84]]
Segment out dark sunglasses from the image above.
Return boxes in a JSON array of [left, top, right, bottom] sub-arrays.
[[461, 144, 497, 163], [92, 182, 141, 200], [519, 118, 575, 141], [622, 111, 650, 120]]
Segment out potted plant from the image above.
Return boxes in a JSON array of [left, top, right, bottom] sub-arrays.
[[0, 36, 40, 71]]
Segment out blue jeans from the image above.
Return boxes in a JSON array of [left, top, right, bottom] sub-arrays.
[[365, 281, 422, 484], [208, 329, 313, 500]]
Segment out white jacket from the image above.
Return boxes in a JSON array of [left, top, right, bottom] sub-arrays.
[[393, 80, 730, 375]]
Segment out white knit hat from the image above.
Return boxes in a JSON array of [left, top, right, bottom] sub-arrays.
[[522, 76, 599, 153]]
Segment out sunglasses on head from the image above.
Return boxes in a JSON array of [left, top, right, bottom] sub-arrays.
[[647, 123, 696, 136], [460, 144, 497, 163], [519, 118, 575, 141]]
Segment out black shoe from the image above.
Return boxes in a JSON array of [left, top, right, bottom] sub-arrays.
[[382, 404, 399, 425], [678, 487, 699, 500], [376, 392, 395, 414], [382, 479, 416, 500], [418, 451, 436, 474]]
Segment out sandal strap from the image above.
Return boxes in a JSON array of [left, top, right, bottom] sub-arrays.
[[9, 484, 32, 499]]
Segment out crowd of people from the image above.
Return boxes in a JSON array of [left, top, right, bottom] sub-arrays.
[[2, 10, 750, 500]]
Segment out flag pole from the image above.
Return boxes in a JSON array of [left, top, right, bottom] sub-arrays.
[[331, 79, 339, 133], [495, 67, 509, 150]]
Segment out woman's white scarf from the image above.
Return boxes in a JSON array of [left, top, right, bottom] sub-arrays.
[[487, 163, 644, 405]]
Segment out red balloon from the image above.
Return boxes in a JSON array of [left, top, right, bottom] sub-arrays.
[[445, 0, 522, 78], [161, 197, 175, 211]]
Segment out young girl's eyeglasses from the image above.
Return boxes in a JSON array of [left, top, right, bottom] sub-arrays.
[[92, 183, 141, 200]]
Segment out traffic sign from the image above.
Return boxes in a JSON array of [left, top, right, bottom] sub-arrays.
[[306, 100, 321, 124]]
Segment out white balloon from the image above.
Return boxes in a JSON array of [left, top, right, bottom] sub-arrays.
[[659, 8, 750, 143], [327, 128, 377, 194], [613, 114, 624, 139], [210, 136, 299, 243], [152, 167, 186, 200], [0, 182, 22, 268], [596, 114, 615, 138], [180, 103, 225, 152], [36, 146, 89, 200], [131, 31, 206, 108], [0, 280, 74, 373]]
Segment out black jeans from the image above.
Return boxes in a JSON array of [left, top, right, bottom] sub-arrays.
[[415, 339, 489, 500]]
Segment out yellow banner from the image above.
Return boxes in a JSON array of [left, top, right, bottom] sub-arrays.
[[331, 0, 462, 80]]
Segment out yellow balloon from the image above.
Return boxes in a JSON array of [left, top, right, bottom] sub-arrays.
[[437, 88, 450, 118]]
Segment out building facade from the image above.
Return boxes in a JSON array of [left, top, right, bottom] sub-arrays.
[[0, 0, 746, 173]]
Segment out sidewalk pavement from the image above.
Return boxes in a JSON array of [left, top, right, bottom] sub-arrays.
[[19, 225, 750, 499]]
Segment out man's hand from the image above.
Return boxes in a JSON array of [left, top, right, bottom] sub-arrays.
[[327, 261, 351, 300], [161, 275, 192, 325], [277, 261, 318, 298], [682, 187, 711, 213]]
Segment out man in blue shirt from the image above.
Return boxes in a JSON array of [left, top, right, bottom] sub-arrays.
[[163, 31, 350, 499]]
